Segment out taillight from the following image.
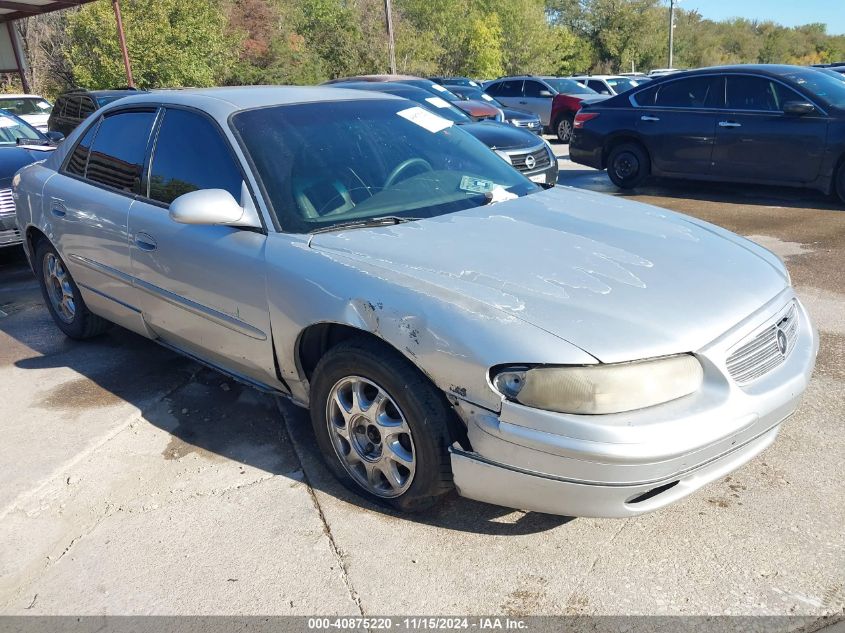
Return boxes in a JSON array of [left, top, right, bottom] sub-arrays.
[[573, 112, 600, 128]]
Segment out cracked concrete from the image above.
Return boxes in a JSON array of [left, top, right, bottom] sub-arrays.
[[0, 143, 842, 623]]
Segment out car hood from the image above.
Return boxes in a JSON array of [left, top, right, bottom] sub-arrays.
[[500, 107, 538, 121], [456, 99, 500, 118], [460, 121, 545, 150], [0, 145, 54, 186], [309, 187, 788, 363]]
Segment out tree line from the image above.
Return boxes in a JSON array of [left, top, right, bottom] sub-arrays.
[[11, 0, 845, 99]]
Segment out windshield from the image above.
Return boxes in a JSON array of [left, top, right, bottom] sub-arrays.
[[95, 95, 124, 107], [232, 99, 539, 233], [0, 97, 51, 116], [779, 69, 845, 108], [0, 113, 43, 145], [449, 86, 503, 107], [606, 77, 638, 93], [544, 78, 598, 95]]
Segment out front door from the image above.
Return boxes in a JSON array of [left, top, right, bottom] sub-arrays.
[[128, 107, 276, 386], [520, 80, 555, 126], [711, 75, 828, 184]]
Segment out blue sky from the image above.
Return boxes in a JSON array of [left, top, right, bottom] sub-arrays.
[[679, 0, 844, 35]]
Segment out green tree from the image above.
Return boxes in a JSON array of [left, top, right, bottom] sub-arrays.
[[464, 13, 505, 78], [66, 0, 235, 89]]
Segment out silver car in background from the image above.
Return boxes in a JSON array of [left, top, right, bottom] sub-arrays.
[[14, 87, 817, 517]]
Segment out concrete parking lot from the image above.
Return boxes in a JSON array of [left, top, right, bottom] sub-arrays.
[[0, 143, 843, 627]]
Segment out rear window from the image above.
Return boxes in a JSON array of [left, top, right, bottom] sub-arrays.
[[85, 111, 156, 193]]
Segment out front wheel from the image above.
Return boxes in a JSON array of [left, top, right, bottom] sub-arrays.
[[607, 142, 650, 189], [309, 337, 454, 512], [555, 115, 574, 144]]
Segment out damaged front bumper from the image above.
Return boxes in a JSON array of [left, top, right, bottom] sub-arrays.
[[449, 294, 818, 518]]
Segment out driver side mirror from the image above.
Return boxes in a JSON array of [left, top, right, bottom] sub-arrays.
[[782, 100, 815, 116], [169, 188, 261, 229], [45, 131, 64, 143], [539, 89, 554, 98]]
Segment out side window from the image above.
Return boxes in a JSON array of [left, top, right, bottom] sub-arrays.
[[85, 111, 156, 193], [62, 96, 81, 120], [632, 84, 658, 106], [494, 80, 523, 97], [65, 121, 99, 177], [78, 97, 97, 119], [52, 97, 67, 118], [655, 76, 722, 108], [587, 80, 606, 94], [148, 108, 242, 205], [523, 80, 546, 98], [726, 76, 793, 111]]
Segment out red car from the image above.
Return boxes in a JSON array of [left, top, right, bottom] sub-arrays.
[[550, 92, 611, 143]]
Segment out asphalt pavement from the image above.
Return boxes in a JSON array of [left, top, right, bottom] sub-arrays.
[[0, 143, 842, 628]]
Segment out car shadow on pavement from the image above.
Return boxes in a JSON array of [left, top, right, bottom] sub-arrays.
[[2, 259, 572, 536]]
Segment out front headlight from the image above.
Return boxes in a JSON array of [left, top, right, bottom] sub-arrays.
[[495, 149, 512, 164], [492, 354, 703, 415]]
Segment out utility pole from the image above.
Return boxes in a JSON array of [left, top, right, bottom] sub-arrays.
[[384, 0, 396, 74], [668, 0, 676, 69], [112, 0, 135, 88]]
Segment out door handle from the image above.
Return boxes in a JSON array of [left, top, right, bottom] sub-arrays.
[[50, 199, 66, 218], [518, 101, 528, 105], [134, 232, 157, 252], [719, 121, 742, 128], [640, 115, 660, 122]]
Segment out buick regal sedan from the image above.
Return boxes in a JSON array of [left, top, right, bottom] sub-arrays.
[[14, 87, 818, 517]]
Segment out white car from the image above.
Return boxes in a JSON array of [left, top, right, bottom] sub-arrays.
[[571, 75, 643, 96], [0, 94, 52, 132]]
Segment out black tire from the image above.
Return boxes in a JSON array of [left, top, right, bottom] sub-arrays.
[[555, 114, 574, 144], [835, 159, 845, 204], [309, 336, 453, 512], [34, 240, 110, 340], [607, 142, 650, 189]]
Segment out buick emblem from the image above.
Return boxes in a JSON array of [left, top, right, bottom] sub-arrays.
[[524, 154, 536, 170], [776, 328, 788, 356]]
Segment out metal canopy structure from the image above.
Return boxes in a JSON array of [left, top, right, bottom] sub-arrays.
[[0, 0, 132, 93]]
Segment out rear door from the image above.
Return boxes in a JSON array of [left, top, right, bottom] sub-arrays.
[[128, 106, 275, 385], [42, 109, 157, 327], [520, 79, 555, 125], [710, 75, 828, 184], [634, 75, 723, 176]]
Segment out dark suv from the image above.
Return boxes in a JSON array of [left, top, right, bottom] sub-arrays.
[[48, 89, 142, 137]]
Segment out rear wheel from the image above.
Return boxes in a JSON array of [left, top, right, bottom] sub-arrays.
[[35, 240, 110, 339], [309, 337, 453, 512], [607, 142, 650, 189], [835, 159, 845, 204], [555, 115, 574, 144]]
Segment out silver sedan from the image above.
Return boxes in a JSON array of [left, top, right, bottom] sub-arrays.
[[13, 87, 818, 517]]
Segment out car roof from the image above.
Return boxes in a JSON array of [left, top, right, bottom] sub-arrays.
[[657, 64, 831, 79], [97, 86, 401, 118], [0, 94, 44, 99], [571, 75, 628, 80]]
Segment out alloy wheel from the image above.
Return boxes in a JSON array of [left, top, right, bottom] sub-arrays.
[[43, 252, 76, 324], [325, 375, 416, 498], [558, 118, 572, 142]]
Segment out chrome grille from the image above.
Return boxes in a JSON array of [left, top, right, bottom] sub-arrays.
[[726, 303, 799, 385], [510, 147, 551, 172], [0, 188, 14, 216]]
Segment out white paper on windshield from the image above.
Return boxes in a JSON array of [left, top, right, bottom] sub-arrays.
[[481, 94, 494, 101], [397, 106, 452, 133], [17, 144, 55, 152], [431, 83, 448, 92], [0, 117, 16, 128], [425, 96, 451, 109]]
